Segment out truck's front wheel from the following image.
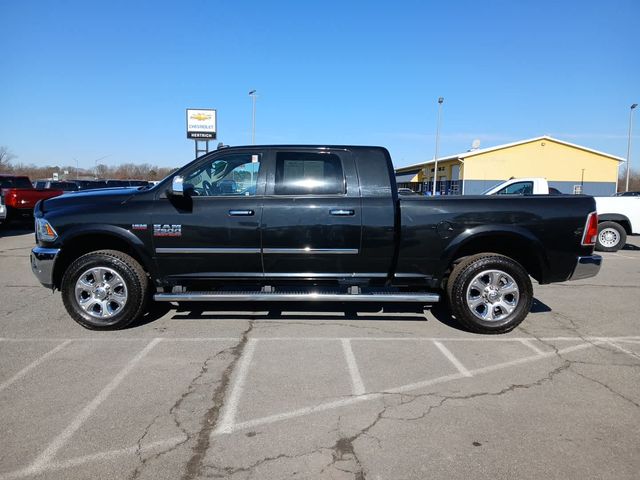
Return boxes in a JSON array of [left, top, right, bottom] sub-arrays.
[[61, 250, 148, 330], [446, 254, 533, 334]]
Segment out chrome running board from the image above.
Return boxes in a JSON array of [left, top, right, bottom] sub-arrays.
[[154, 290, 440, 303]]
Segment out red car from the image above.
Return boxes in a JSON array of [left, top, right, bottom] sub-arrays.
[[0, 175, 63, 224]]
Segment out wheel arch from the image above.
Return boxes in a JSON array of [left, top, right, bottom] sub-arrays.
[[52, 225, 156, 290], [442, 226, 548, 284], [597, 214, 632, 234]]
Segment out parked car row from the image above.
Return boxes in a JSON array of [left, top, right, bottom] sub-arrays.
[[0, 175, 64, 223], [1, 174, 154, 226], [32, 178, 152, 191]]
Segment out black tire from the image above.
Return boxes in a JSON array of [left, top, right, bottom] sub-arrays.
[[595, 221, 626, 252], [446, 253, 533, 334], [61, 250, 148, 330]]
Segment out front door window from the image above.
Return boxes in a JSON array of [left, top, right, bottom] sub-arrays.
[[184, 154, 260, 197]]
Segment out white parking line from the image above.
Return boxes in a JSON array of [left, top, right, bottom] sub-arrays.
[[0, 339, 608, 477], [229, 341, 597, 434], [605, 341, 640, 361], [518, 339, 546, 356], [252, 336, 640, 342], [608, 253, 638, 260], [0, 337, 239, 342], [0, 435, 188, 480], [433, 340, 472, 377], [214, 338, 258, 435], [341, 339, 366, 395], [0, 340, 72, 394], [1, 336, 639, 342], [22, 338, 162, 476]]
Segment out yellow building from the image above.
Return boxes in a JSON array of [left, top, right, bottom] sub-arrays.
[[394, 136, 623, 195]]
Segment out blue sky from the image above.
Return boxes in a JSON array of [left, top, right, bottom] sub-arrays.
[[1, 0, 638, 170]]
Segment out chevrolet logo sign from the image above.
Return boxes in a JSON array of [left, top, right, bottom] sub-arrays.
[[190, 113, 212, 121]]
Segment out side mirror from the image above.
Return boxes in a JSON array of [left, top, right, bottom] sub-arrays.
[[170, 176, 184, 196]]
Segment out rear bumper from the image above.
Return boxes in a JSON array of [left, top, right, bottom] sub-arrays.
[[568, 255, 602, 281], [30, 247, 60, 289]]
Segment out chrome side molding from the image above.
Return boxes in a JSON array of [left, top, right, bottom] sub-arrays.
[[262, 248, 358, 255], [155, 248, 358, 255], [156, 248, 261, 254]]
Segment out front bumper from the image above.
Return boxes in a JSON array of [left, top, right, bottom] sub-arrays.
[[569, 255, 602, 281], [30, 247, 60, 289]]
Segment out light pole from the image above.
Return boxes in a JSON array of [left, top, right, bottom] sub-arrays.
[[625, 103, 638, 192], [432, 97, 444, 195], [92, 154, 111, 179], [249, 90, 257, 145]]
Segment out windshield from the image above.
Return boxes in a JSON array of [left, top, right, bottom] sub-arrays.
[[481, 182, 505, 195]]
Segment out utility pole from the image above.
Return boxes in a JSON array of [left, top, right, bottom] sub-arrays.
[[91, 154, 111, 179], [249, 90, 257, 145], [432, 97, 444, 195], [625, 103, 638, 192]]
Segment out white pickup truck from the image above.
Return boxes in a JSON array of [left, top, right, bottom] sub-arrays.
[[484, 178, 639, 252]]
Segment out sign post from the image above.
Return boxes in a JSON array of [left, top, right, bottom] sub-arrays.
[[186, 109, 217, 158]]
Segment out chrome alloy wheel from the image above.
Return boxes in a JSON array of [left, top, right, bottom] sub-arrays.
[[466, 269, 520, 322], [75, 267, 128, 319], [598, 228, 619, 248]]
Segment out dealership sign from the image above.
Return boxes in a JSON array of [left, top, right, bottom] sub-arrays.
[[186, 109, 217, 139]]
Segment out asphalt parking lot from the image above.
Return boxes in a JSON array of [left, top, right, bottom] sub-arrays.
[[1, 224, 639, 480]]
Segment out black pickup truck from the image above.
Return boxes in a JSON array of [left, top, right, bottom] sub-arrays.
[[30, 145, 602, 333]]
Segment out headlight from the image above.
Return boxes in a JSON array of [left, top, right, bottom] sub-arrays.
[[35, 218, 58, 242]]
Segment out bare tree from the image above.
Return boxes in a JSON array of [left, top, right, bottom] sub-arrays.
[[0, 146, 16, 172], [618, 169, 640, 192]]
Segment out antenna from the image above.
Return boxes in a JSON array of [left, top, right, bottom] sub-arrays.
[[471, 139, 481, 150]]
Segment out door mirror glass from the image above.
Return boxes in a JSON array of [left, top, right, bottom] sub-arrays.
[[170, 175, 184, 196]]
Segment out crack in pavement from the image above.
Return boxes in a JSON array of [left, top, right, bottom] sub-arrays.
[[118, 331, 637, 480], [181, 320, 255, 480], [518, 325, 640, 410], [570, 369, 640, 408], [127, 347, 232, 480], [253, 319, 421, 337], [199, 344, 638, 480]]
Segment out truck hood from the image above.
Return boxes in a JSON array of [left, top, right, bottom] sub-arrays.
[[41, 187, 140, 212]]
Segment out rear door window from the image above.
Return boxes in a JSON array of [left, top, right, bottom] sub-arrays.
[[274, 152, 344, 195]]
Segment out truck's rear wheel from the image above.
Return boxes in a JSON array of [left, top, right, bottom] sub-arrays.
[[446, 253, 533, 334], [595, 221, 626, 252], [61, 250, 148, 330]]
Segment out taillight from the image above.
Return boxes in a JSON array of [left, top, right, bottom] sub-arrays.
[[5, 191, 18, 208], [581, 211, 598, 246]]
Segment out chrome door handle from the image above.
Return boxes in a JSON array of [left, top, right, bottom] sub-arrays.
[[228, 209, 254, 216], [330, 209, 355, 216]]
